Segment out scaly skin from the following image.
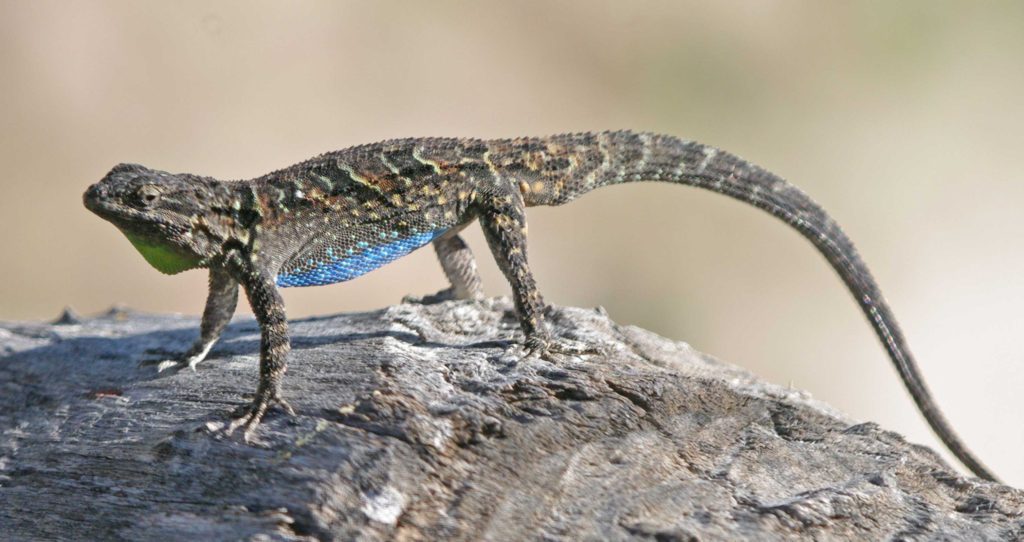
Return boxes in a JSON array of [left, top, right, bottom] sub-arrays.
[[83, 131, 999, 481]]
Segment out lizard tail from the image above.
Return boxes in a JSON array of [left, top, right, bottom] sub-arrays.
[[531, 130, 999, 482]]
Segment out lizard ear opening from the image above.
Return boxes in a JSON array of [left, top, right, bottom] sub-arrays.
[[136, 185, 163, 207]]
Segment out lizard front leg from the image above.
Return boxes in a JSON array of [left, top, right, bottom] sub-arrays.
[[178, 269, 239, 370], [152, 269, 238, 372], [225, 262, 294, 440]]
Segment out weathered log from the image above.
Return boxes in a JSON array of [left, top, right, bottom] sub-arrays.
[[1, 299, 1020, 540]]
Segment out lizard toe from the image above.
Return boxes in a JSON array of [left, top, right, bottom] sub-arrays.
[[522, 334, 602, 361], [221, 391, 295, 442]]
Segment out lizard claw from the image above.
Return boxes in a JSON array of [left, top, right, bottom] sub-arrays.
[[145, 353, 206, 374], [186, 353, 206, 372], [152, 359, 183, 373], [523, 335, 603, 360], [222, 391, 296, 442], [144, 341, 216, 373]]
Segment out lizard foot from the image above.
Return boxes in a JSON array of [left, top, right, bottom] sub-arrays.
[[222, 391, 296, 443], [143, 341, 216, 373], [523, 334, 604, 360], [402, 287, 459, 305]]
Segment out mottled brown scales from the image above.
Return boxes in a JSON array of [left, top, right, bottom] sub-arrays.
[[83, 130, 1000, 482]]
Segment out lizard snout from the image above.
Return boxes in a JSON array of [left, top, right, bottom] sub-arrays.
[[86, 180, 107, 196], [83, 182, 110, 212]]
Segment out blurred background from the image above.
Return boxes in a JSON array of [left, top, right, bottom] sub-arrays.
[[2, 2, 1022, 483]]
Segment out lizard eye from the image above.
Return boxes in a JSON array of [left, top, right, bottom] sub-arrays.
[[136, 185, 162, 207]]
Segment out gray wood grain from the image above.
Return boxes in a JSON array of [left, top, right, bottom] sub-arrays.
[[1, 300, 1020, 541]]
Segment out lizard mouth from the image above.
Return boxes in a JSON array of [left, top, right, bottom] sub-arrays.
[[83, 184, 133, 222], [85, 200, 170, 230], [83, 187, 176, 232], [84, 193, 193, 261], [83, 193, 204, 274]]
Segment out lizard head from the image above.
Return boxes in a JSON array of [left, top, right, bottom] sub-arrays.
[[84, 163, 243, 275]]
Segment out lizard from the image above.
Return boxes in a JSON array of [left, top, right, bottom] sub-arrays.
[[83, 130, 1001, 482]]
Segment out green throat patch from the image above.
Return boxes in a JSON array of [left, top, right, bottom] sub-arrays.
[[123, 232, 201, 275]]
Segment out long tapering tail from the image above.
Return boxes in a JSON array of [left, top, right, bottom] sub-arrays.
[[525, 130, 999, 481]]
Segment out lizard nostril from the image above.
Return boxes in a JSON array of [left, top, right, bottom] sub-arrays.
[[83, 183, 108, 210]]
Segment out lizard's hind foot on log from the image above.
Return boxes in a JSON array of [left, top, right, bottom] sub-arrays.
[[223, 390, 297, 443]]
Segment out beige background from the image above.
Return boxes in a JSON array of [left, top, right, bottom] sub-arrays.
[[2, 2, 1022, 483]]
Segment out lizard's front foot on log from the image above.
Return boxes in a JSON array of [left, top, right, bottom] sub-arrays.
[[143, 341, 217, 373], [223, 389, 296, 443]]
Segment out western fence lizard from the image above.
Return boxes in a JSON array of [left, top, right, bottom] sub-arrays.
[[83, 130, 1000, 481]]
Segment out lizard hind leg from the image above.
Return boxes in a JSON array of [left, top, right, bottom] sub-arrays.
[[477, 191, 598, 358], [404, 232, 486, 304], [434, 232, 485, 300]]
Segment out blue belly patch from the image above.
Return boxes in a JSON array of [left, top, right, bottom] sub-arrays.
[[277, 229, 448, 287]]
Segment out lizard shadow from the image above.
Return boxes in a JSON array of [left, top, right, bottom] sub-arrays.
[[0, 313, 513, 396], [201, 306, 516, 360], [205, 317, 512, 363]]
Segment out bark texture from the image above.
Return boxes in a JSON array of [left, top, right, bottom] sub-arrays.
[[1, 299, 1021, 541]]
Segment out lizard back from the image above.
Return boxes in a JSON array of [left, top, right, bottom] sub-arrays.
[[254, 138, 490, 286]]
